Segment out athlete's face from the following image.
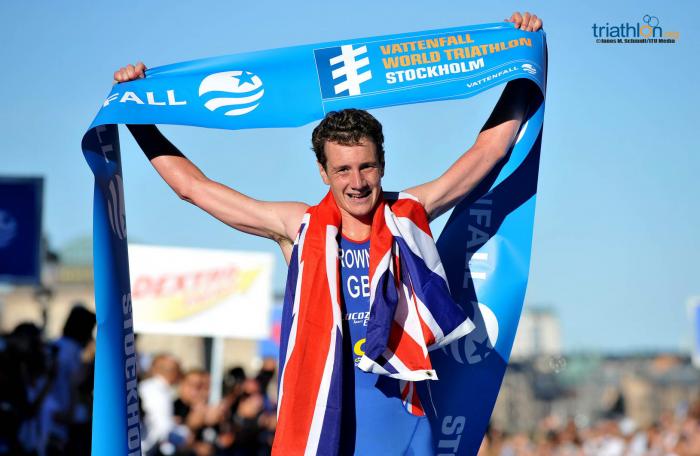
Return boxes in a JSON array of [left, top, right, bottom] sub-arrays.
[[319, 139, 383, 223]]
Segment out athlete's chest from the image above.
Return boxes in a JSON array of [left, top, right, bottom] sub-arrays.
[[339, 236, 370, 301], [339, 237, 370, 355]]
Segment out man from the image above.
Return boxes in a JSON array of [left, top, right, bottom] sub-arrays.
[[140, 354, 187, 455], [43, 304, 96, 455], [173, 369, 222, 456], [115, 12, 543, 454]]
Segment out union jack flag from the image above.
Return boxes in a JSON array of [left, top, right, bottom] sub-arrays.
[[273, 191, 475, 455]]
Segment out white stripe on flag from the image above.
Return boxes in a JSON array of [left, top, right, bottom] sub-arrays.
[[381, 349, 438, 381], [389, 213, 448, 283], [428, 317, 476, 351]]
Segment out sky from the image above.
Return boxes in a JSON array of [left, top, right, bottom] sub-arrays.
[[0, 1, 698, 353]]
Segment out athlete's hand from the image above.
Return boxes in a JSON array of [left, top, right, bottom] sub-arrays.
[[113, 62, 146, 84], [505, 12, 543, 32]]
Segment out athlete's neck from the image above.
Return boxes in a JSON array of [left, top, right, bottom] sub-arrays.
[[340, 210, 372, 241]]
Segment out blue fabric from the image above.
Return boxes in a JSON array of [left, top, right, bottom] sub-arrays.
[[339, 236, 371, 358], [82, 22, 546, 456], [339, 236, 431, 456]]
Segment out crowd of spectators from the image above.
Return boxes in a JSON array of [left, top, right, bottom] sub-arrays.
[[0, 305, 96, 456], [3, 310, 700, 456], [140, 355, 277, 456], [478, 403, 700, 456], [0, 309, 277, 456]]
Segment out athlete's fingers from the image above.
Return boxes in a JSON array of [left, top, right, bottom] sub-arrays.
[[533, 17, 543, 31], [125, 64, 136, 80], [114, 62, 146, 84], [134, 61, 146, 78], [527, 14, 539, 31], [510, 12, 523, 29], [521, 12, 531, 30], [114, 67, 127, 83]]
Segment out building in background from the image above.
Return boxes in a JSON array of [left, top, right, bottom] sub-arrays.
[[490, 306, 700, 433], [510, 306, 562, 360], [492, 352, 700, 433]]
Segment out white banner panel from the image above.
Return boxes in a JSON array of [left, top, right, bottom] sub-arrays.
[[128, 244, 273, 339]]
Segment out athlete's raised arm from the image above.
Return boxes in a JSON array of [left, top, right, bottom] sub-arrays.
[[404, 12, 543, 221], [114, 64, 308, 261]]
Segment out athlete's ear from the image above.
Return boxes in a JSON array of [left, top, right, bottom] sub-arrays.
[[318, 162, 330, 185]]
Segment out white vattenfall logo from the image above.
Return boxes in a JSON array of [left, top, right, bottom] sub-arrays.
[[521, 63, 537, 75], [0, 210, 18, 248], [330, 45, 372, 96], [446, 302, 499, 365], [198, 71, 264, 116], [107, 175, 127, 240]]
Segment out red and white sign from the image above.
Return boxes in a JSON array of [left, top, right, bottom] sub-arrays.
[[128, 244, 273, 339]]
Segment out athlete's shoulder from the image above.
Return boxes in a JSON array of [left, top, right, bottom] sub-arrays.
[[386, 191, 428, 215], [385, 190, 422, 204]]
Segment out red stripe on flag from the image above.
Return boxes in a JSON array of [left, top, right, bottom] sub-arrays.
[[387, 321, 432, 371], [401, 381, 426, 417], [273, 224, 334, 454], [368, 200, 392, 281]]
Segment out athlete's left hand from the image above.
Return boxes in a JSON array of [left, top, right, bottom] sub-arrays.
[[505, 12, 543, 32]]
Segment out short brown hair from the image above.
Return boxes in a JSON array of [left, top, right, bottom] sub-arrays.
[[311, 109, 385, 170]]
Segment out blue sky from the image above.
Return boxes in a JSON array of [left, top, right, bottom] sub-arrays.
[[1, 1, 697, 352]]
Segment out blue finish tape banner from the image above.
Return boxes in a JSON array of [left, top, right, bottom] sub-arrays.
[[82, 22, 546, 456]]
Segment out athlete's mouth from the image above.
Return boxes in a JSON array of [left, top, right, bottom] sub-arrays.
[[347, 190, 371, 201]]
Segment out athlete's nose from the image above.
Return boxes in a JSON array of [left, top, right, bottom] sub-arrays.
[[349, 168, 365, 189]]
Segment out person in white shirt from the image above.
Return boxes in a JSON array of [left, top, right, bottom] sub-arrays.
[[139, 353, 185, 455]]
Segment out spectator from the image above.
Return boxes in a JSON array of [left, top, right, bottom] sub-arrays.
[[42, 305, 96, 456], [173, 369, 222, 456], [254, 359, 275, 403], [478, 401, 700, 456], [218, 374, 275, 456], [140, 353, 186, 455], [0, 323, 56, 456]]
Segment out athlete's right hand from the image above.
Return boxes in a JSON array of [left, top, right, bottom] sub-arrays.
[[113, 62, 146, 83]]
